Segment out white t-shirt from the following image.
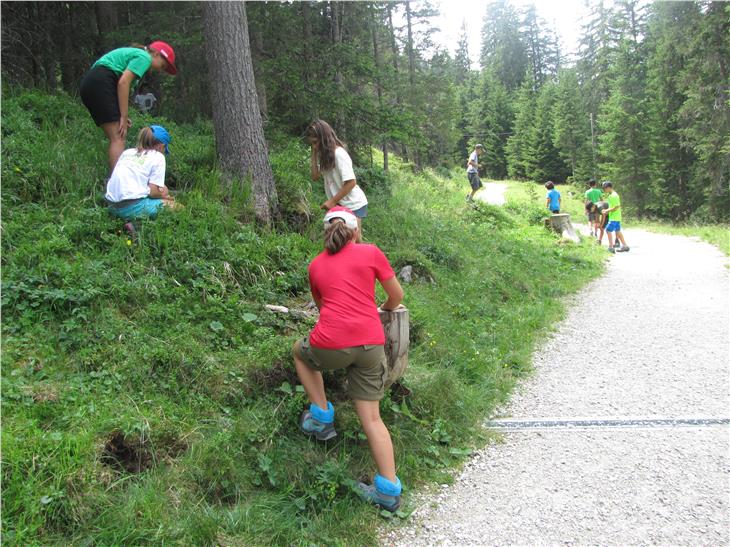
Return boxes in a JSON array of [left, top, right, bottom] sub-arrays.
[[106, 148, 166, 203], [467, 150, 479, 174], [322, 147, 368, 211]]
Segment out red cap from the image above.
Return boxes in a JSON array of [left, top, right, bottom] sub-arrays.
[[148, 40, 177, 75]]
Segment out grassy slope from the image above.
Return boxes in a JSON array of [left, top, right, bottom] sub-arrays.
[[2, 90, 605, 545]]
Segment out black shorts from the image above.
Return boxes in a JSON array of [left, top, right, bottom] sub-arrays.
[[80, 66, 121, 126], [467, 171, 482, 191]]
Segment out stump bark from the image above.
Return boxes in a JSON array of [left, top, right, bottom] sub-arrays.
[[545, 213, 580, 243], [379, 306, 409, 387]]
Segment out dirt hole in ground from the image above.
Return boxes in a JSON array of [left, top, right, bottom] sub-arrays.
[[101, 431, 188, 474]]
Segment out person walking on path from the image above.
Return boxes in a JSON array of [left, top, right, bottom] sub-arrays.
[[307, 120, 368, 239], [80, 41, 177, 170], [466, 144, 484, 202], [545, 181, 561, 214], [292, 206, 405, 512], [105, 125, 178, 225], [584, 179, 603, 237], [602, 181, 630, 253]]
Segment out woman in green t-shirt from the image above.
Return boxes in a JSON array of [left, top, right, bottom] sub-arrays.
[[80, 41, 177, 171]]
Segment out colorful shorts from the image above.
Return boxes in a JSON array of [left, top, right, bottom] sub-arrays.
[[108, 198, 164, 221], [606, 221, 621, 232]]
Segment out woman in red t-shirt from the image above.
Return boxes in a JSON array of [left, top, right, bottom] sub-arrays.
[[293, 206, 404, 512]]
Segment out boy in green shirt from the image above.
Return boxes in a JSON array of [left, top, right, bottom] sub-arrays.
[[584, 179, 603, 237], [602, 181, 629, 253]]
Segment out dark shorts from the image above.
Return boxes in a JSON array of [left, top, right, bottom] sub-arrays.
[[467, 171, 482, 191], [602, 214, 609, 228], [588, 211, 598, 221], [80, 66, 121, 126], [352, 205, 368, 218], [550, 209, 560, 214], [295, 336, 388, 401]]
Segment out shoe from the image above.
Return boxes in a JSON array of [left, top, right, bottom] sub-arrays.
[[617, 246, 630, 252], [356, 476, 402, 512], [613, 240, 620, 248], [123, 222, 137, 240], [608, 247, 616, 253], [466, 194, 473, 202], [299, 403, 336, 441]]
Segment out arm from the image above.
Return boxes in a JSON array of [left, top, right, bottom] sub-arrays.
[[379, 276, 404, 311], [148, 183, 171, 200], [116, 69, 137, 139], [322, 179, 357, 210], [310, 146, 321, 181]]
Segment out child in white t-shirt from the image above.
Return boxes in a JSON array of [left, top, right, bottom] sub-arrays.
[[106, 125, 178, 221], [307, 119, 368, 238]]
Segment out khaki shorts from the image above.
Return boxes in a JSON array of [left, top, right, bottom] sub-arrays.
[[295, 336, 388, 401]]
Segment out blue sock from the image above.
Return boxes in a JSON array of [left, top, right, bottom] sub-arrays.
[[309, 401, 334, 424], [374, 474, 402, 496]]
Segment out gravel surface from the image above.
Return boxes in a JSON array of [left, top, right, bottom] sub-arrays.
[[476, 183, 507, 206], [383, 229, 730, 546]]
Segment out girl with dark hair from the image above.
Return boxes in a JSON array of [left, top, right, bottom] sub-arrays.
[[307, 120, 368, 237], [80, 41, 177, 170], [292, 206, 405, 511]]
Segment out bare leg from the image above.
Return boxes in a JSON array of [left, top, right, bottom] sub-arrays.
[[617, 231, 627, 246], [356, 217, 363, 242], [101, 121, 125, 171], [354, 399, 396, 482], [607, 230, 615, 248], [293, 341, 327, 409]]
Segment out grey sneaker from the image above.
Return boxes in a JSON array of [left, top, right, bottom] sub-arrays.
[[613, 240, 621, 248], [608, 247, 616, 254], [299, 410, 337, 441], [617, 246, 630, 252], [356, 482, 401, 512]]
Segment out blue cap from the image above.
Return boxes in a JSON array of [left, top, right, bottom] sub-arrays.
[[150, 125, 171, 155]]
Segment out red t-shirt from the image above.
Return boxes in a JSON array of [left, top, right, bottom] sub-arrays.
[[308, 242, 395, 349]]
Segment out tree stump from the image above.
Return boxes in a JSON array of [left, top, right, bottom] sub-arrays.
[[545, 213, 580, 243], [379, 306, 409, 387]]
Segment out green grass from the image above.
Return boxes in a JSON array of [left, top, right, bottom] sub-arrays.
[[2, 90, 605, 545]]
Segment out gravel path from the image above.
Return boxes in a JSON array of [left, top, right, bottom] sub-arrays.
[[383, 229, 730, 546], [476, 183, 507, 206]]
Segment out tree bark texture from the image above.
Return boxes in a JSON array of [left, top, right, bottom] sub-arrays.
[[545, 213, 580, 243], [202, 1, 278, 225], [379, 307, 409, 387]]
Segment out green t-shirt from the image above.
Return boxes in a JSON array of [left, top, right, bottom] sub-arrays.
[[607, 191, 622, 221], [585, 188, 602, 204], [93, 47, 152, 80]]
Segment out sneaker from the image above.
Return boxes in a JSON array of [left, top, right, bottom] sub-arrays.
[[299, 410, 337, 441], [466, 194, 473, 202], [608, 247, 616, 254], [617, 246, 630, 252], [356, 481, 401, 512], [613, 240, 621, 248], [123, 222, 137, 240]]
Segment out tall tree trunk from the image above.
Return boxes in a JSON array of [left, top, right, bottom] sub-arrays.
[[202, 1, 278, 226], [371, 4, 388, 172], [330, 1, 346, 136], [404, 1, 421, 169]]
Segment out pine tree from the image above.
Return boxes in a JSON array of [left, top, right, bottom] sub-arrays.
[[597, 0, 652, 215], [505, 74, 537, 180], [552, 69, 590, 182], [676, 2, 730, 221]]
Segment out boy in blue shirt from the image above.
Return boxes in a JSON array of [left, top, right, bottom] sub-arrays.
[[545, 181, 561, 214]]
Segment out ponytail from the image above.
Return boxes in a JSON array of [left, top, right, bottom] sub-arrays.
[[136, 126, 159, 153], [324, 220, 355, 254]]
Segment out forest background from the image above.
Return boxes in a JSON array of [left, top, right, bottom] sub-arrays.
[[3, 0, 728, 222]]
